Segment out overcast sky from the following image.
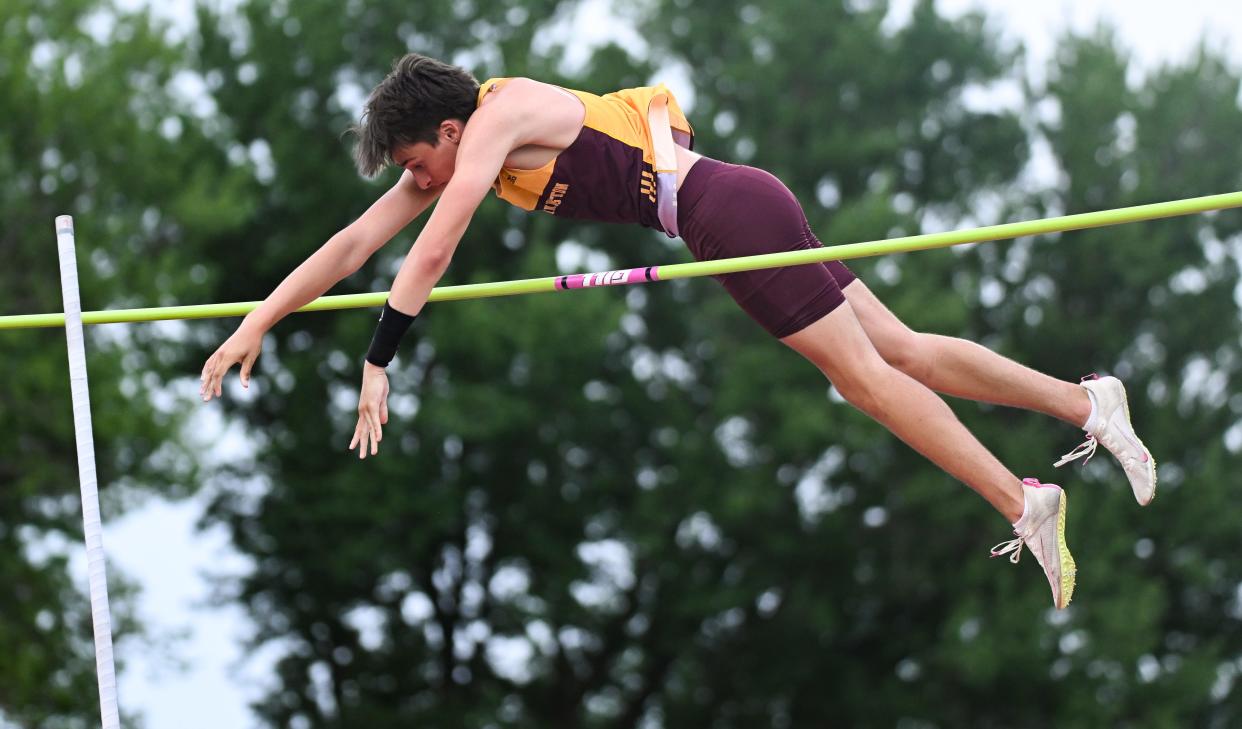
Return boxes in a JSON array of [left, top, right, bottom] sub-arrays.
[[81, 1, 1242, 728]]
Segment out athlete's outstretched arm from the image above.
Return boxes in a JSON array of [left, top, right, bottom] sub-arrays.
[[349, 96, 535, 459], [199, 171, 439, 402]]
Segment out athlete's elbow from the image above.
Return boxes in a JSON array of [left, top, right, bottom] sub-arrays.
[[341, 248, 369, 277], [411, 245, 453, 276], [335, 230, 374, 276]]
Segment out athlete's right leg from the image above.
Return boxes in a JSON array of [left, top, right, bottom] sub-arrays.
[[781, 302, 1025, 522], [782, 303, 1076, 607], [841, 278, 1092, 427]]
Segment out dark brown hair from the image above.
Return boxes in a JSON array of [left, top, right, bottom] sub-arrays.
[[350, 53, 480, 178]]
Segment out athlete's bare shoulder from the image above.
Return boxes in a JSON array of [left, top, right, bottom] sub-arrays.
[[474, 76, 584, 150]]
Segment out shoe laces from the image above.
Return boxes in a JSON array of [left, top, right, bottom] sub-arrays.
[[990, 536, 1025, 564], [1055, 435, 1097, 468]]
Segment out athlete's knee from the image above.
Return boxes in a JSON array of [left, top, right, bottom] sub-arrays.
[[828, 352, 894, 415], [849, 289, 931, 381], [873, 328, 929, 381]]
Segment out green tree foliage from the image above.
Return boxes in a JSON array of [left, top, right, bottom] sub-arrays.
[[1006, 32, 1242, 728], [0, 0, 235, 725], [186, 1, 1094, 727], [8, 0, 1242, 726], [628, 9, 1242, 728]]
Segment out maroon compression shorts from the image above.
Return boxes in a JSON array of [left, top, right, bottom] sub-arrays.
[[676, 157, 857, 339]]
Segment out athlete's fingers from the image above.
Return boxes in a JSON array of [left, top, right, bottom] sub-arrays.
[[203, 366, 223, 401], [349, 421, 361, 451], [240, 352, 257, 388], [359, 400, 377, 440], [380, 399, 389, 425], [352, 413, 367, 458], [362, 417, 379, 457], [209, 357, 231, 399], [366, 409, 382, 443], [362, 407, 375, 459], [200, 355, 217, 400]]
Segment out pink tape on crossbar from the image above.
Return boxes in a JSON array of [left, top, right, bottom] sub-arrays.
[[556, 267, 661, 290]]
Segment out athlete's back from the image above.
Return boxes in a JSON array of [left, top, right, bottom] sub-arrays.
[[477, 77, 695, 232]]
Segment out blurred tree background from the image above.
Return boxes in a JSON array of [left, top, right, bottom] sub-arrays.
[[2, 0, 1241, 727]]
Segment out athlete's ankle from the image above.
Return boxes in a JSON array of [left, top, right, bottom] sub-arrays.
[[1000, 478, 1025, 523], [1064, 381, 1094, 429]]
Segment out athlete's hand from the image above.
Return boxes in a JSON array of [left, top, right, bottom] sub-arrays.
[[349, 361, 390, 459], [200, 323, 264, 402]]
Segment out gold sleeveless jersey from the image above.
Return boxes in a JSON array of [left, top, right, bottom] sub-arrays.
[[476, 77, 694, 231]]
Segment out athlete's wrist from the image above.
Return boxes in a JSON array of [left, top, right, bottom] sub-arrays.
[[365, 300, 417, 367], [239, 311, 272, 338]]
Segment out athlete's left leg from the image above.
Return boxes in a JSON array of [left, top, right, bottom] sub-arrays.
[[841, 277, 1156, 505], [841, 278, 1091, 427]]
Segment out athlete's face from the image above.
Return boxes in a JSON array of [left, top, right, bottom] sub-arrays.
[[391, 120, 463, 190]]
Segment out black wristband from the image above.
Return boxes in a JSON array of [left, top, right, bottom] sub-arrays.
[[365, 301, 417, 367]]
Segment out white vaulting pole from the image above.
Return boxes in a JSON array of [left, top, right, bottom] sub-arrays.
[[55, 215, 121, 729]]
